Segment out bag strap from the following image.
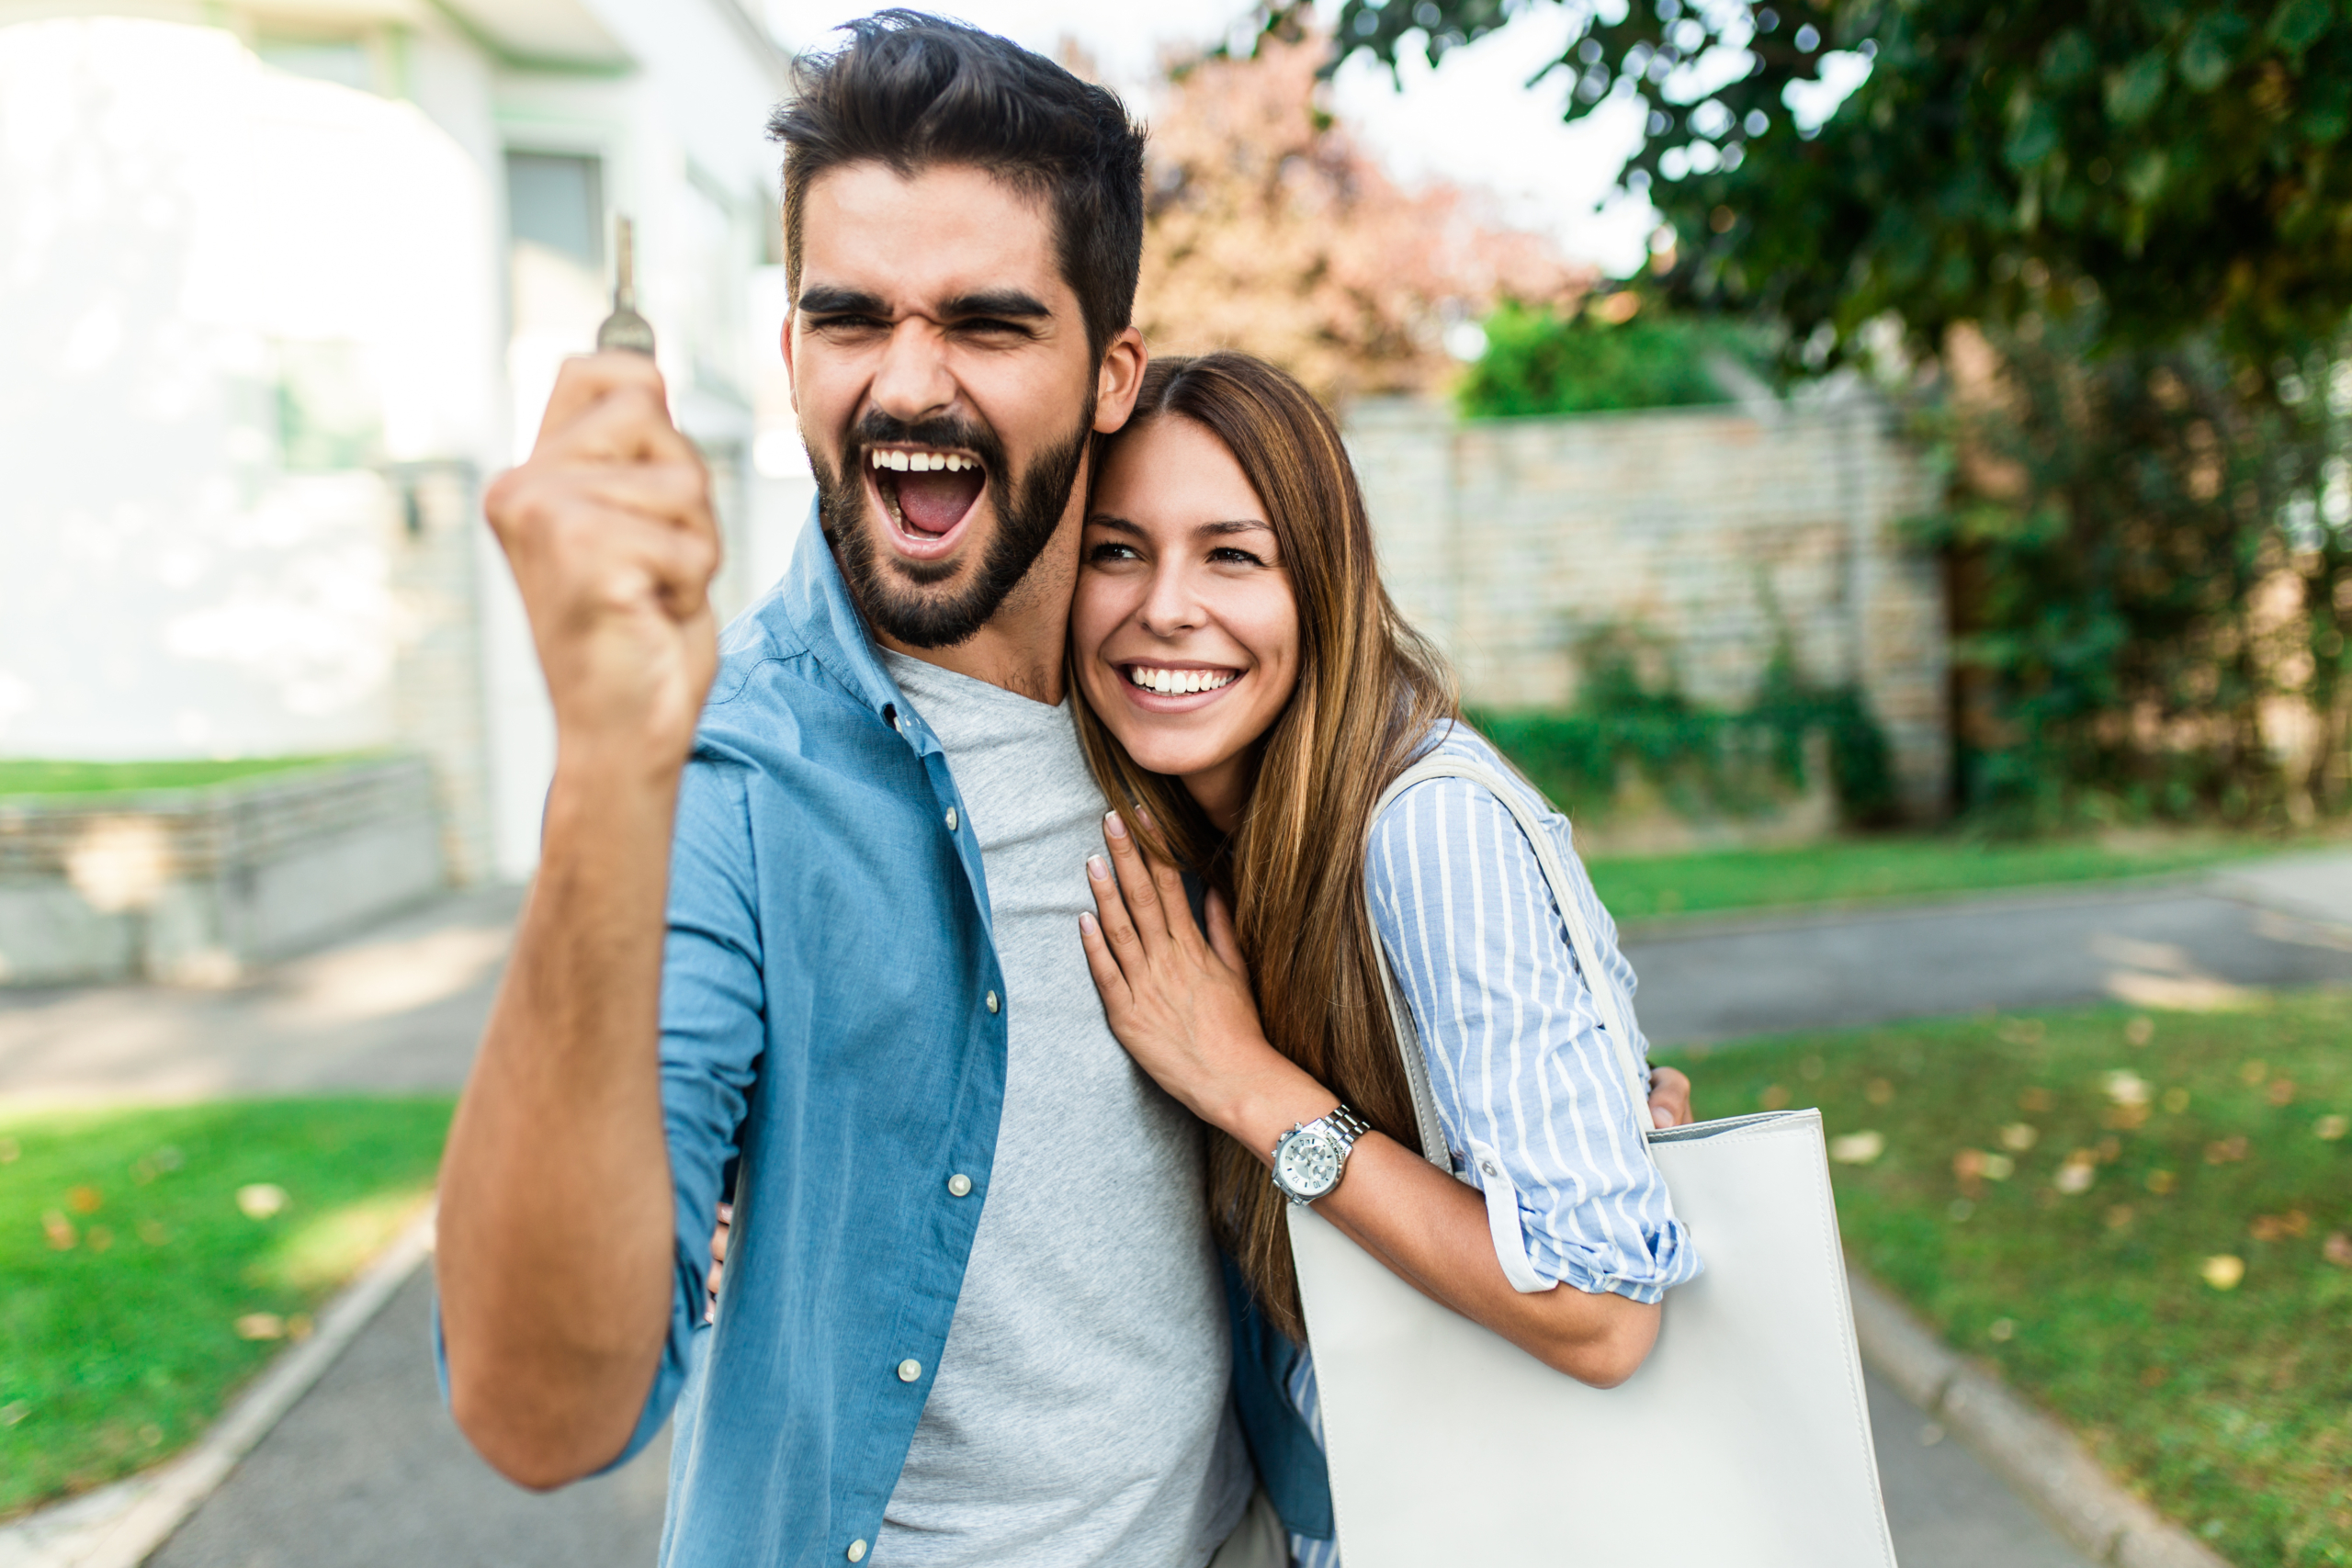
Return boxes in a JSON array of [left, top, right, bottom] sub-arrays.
[[1366, 751, 1653, 1170]]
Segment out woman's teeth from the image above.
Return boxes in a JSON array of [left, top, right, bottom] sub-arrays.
[[1127, 667, 1237, 695], [869, 449, 978, 472]]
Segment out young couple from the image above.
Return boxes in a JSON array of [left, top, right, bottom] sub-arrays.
[[436, 12, 1699, 1567]]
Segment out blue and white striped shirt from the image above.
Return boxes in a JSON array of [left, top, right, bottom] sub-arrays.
[[1286, 722, 1702, 1567]]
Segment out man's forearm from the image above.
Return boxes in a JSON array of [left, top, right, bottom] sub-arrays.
[[435, 765, 683, 1488]]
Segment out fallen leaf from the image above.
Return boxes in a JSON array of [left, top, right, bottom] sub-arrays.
[[2124, 1016, 2155, 1046], [2162, 1088, 2191, 1114], [2145, 1169, 2177, 1195], [2324, 1232, 2352, 1268], [1829, 1131, 1885, 1165], [287, 1314, 315, 1342], [2055, 1154, 2097, 1194], [2239, 1059, 2268, 1086], [1982, 1153, 2016, 1181], [2018, 1087, 2052, 1113], [236, 1184, 288, 1221], [2249, 1212, 2310, 1241], [2200, 1255, 2245, 1291], [234, 1313, 286, 1341], [1865, 1078, 1895, 1106], [65, 1185, 101, 1214], [1987, 1317, 2016, 1341], [2205, 1136, 2248, 1165], [2000, 1122, 2040, 1152], [2267, 1078, 2296, 1107], [2105, 1070, 2152, 1107], [2314, 1114, 2347, 1141], [2106, 1205, 2135, 1229], [41, 1211, 75, 1250], [1759, 1084, 1791, 1111]]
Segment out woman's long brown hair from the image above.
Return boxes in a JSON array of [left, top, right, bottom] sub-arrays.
[[1071, 352, 1456, 1342]]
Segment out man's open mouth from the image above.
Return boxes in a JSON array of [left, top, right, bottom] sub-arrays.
[[868, 445, 988, 558]]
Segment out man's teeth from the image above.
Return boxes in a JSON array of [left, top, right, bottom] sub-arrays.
[[1127, 667, 1238, 695], [869, 449, 978, 472]]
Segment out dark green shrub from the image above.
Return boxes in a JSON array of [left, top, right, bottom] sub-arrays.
[[1456, 301, 1760, 420]]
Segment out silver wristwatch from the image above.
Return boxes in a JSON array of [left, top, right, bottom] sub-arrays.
[[1270, 1104, 1372, 1204]]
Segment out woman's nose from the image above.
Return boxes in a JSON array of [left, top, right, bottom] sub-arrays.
[[1137, 563, 1205, 636]]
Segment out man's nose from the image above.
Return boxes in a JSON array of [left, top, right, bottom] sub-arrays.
[[868, 319, 956, 424]]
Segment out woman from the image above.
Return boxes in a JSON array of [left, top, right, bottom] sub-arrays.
[[1066, 353, 1699, 1562]]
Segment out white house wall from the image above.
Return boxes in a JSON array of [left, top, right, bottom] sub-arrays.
[[0, 17, 498, 759]]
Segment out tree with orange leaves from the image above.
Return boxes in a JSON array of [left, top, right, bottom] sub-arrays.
[[1132, 28, 1588, 406]]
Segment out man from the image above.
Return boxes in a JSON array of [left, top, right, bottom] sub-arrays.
[[436, 14, 1690, 1566]]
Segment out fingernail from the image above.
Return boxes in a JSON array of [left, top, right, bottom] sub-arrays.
[[1086, 854, 1109, 881], [1104, 810, 1128, 840], [1079, 911, 1099, 935]]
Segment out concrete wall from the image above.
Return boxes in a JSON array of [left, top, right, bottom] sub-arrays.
[[1347, 392, 1951, 822], [0, 756, 445, 986]]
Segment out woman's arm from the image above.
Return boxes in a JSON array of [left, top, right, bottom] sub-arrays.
[[1078, 808, 1679, 1387]]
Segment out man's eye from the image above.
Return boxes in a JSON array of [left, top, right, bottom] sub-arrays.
[[810, 314, 887, 332]]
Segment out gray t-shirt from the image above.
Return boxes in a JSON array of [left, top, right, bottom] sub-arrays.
[[876, 650, 1250, 1568]]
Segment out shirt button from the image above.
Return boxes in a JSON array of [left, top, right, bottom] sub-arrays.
[[944, 807, 959, 832], [897, 1358, 922, 1382], [984, 990, 1000, 1014], [848, 1541, 868, 1562], [947, 1173, 972, 1197]]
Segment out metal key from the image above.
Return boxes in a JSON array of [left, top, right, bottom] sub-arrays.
[[595, 215, 657, 355]]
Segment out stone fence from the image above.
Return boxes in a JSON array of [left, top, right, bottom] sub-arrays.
[[0, 755, 444, 986], [1344, 390, 1951, 824]]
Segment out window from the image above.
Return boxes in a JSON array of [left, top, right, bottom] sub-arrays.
[[506, 152, 604, 267]]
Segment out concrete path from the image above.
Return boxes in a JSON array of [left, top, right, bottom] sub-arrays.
[[17, 853, 2346, 1568], [144, 1269, 671, 1568], [1623, 876, 2352, 1046], [0, 886, 519, 1106]]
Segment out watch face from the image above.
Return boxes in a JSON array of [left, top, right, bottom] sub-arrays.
[[1277, 1127, 1341, 1198]]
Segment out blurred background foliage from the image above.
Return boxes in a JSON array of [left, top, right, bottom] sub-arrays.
[[1306, 0, 2352, 832], [1455, 299, 1765, 417]]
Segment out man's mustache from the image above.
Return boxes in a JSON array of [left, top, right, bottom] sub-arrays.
[[843, 412, 1003, 470]]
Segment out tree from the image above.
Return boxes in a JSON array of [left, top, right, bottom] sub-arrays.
[[1317, 0, 2352, 823], [1133, 28, 1588, 403], [1329, 0, 2352, 374]]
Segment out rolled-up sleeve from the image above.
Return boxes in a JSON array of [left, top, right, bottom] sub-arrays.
[[1366, 770, 1701, 1303]]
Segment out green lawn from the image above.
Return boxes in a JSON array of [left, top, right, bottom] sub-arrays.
[[0, 757, 358, 798], [0, 1099, 453, 1518], [1588, 831, 2297, 922], [1657, 992, 2352, 1567]]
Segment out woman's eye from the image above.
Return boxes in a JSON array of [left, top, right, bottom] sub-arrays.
[[1208, 547, 1266, 567], [1086, 541, 1142, 564]]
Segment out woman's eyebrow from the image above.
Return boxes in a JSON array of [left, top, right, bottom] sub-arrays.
[[1197, 519, 1272, 537], [1084, 513, 1143, 534]]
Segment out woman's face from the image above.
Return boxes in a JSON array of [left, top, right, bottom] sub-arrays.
[[1073, 415, 1300, 827]]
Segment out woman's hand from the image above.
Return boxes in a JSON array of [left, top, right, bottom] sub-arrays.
[[1077, 810, 1326, 1141], [1647, 1066, 1693, 1129]]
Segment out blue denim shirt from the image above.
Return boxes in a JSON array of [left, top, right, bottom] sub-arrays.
[[546, 512, 1329, 1564]]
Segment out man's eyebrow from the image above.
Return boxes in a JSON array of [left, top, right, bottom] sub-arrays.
[[941, 289, 1052, 321], [797, 286, 888, 316]]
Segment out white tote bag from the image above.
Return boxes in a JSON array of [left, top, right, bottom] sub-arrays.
[[1287, 752, 1898, 1566]]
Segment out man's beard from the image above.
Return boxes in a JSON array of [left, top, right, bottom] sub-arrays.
[[814, 397, 1093, 650]]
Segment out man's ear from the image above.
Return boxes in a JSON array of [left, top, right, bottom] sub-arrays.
[[780, 311, 799, 414], [1092, 326, 1147, 434]]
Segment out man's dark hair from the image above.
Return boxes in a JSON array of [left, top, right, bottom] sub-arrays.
[[767, 10, 1147, 363]]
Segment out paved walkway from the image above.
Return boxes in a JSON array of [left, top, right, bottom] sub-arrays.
[[12, 851, 2347, 1567]]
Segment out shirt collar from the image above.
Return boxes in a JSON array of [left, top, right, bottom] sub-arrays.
[[775, 498, 927, 740]]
